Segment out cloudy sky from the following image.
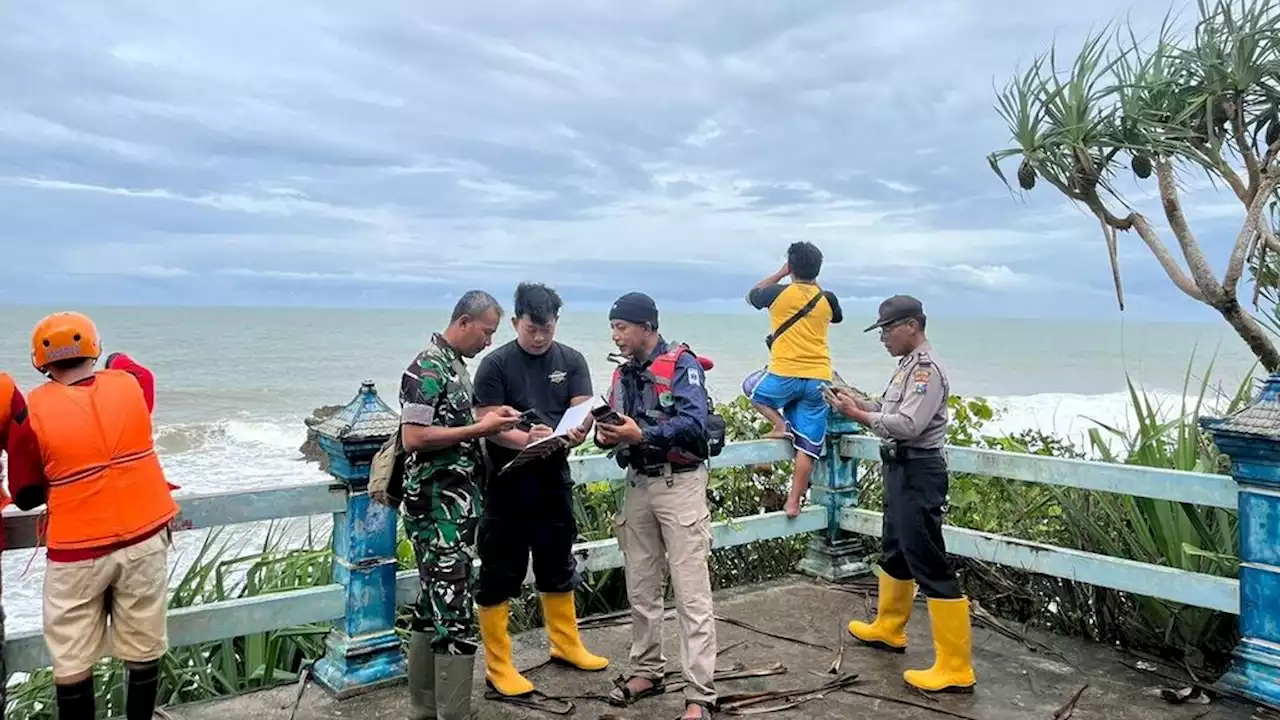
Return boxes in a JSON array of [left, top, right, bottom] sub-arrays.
[[0, 0, 1255, 320]]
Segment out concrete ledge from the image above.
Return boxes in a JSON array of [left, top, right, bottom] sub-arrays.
[[162, 575, 1256, 720]]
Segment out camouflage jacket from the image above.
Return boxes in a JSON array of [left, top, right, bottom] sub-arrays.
[[398, 333, 486, 518]]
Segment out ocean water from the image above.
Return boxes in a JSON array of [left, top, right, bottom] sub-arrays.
[[0, 305, 1262, 634]]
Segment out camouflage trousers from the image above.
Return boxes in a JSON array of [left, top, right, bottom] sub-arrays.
[[403, 510, 480, 655]]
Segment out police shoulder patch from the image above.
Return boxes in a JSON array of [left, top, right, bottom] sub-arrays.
[[916, 351, 933, 366], [912, 367, 931, 394]]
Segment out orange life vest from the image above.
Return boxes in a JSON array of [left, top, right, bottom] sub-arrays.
[[606, 344, 724, 466], [0, 371, 15, 511], [0, 371, 14, 428], [27, 369, 178, 551]]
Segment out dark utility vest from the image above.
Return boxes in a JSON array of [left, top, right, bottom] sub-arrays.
[[607, 343, 716, 469]]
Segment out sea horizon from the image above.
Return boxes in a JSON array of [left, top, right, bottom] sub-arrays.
[[0, 304, 1264, 634], [0, 300, 1237, 326]]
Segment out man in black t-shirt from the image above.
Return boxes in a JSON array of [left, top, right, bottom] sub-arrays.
[[472, 282, 609, 700]]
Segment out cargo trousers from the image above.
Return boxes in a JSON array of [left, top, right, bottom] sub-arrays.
[[475, 459, 580, 606], [614, 464, 717, 707]]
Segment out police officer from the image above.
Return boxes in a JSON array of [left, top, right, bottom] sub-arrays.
[[596, 292, 717, 720], [827, 294, 976, 694], [398, 290, 523, 720]]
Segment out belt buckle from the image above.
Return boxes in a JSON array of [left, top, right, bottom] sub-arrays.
[[640, 462, 672, 478]]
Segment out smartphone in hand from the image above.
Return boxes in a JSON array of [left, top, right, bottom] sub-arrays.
[[513, 408, 542, 430], [591, 404, 624, 426]]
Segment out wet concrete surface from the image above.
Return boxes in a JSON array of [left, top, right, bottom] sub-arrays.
[[165, 575, 1258, 719]]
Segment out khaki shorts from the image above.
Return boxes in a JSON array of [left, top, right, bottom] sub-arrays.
[[43, 531, 170, 678]]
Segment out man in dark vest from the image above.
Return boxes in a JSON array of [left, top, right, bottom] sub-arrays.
[[596, 292, 718, 720]]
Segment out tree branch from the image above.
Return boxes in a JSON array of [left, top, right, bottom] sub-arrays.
[[1082, 190, 1131, 229], [1224, 176, 1280, 295], [1100, 217, 1124, 310], [1266, 138, 1280, 170], [1231, 99, 1262, 201], [1077, 184, 1206, 302], [1127, 213, 1209, 302], [1253, 238, 1268, 309], [1260, 218, 1280, 256], [1155, 160, 1223, 303], [1188, 135, 1249, 204]]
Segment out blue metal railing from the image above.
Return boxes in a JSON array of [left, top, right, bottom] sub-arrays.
[[1, 376, 1276, 708], [0, 439, 823, 674]]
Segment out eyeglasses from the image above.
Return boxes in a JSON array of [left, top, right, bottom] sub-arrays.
[[878, 319, 911, 337]]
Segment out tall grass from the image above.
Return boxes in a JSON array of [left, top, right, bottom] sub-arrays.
[[1059, 358, 1251, 660], [952, 354, 1255, 667], [9, 524, 334, 720]]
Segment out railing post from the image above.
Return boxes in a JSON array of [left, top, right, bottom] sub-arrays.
[[309, 381, 406, 698], [1201, 373, 1280, 708], [797, 408, 870, 581]]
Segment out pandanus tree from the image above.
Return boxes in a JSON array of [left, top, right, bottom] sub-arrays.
[[987, 0, 1280, 371]]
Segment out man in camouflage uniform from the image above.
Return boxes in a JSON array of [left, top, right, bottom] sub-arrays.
[[399, 290, 522, 720]]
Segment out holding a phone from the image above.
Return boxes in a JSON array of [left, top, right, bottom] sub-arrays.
[[591, 403, 624, 426]]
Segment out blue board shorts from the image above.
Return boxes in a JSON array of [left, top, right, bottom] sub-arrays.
[[742, 368, 829, 458]]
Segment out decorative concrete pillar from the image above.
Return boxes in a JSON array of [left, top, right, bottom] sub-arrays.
[[1201, 373, 1280, 708], [797, 408, 870, 581], [310, 381, 406, 698]]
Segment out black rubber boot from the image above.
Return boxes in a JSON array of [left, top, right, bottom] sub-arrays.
[[433, 653, 476, 720], [55, 676, 96, 720], [407, 631, 437, 720], [126, 661, 161, 720]]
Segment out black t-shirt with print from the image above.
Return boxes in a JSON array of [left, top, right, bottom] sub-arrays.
[[472, 339, 594, 475]]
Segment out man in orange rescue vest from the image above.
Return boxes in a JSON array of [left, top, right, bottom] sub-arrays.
[[6, 311, 180, 720], [0, 369, 23, 714]]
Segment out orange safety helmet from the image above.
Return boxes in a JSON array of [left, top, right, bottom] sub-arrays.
[[31, 311, 102, 371]]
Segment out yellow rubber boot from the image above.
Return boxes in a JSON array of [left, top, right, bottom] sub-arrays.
[[848, 574, 916, 652], [540, 592, 609, 671], [477, 602, 535, 696], [904, 597, 977, 693]]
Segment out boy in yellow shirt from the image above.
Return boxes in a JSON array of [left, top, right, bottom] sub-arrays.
[[745, 242, 843, 517]]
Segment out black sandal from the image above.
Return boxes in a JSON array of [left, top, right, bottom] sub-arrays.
[[676, 700, 714, 719], [607, 674, 666, 707]]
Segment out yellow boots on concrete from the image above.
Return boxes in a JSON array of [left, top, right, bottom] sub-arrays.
[[479, 593, 608, 697], [540, 591, 609, 672], [848, 574, 915, 652], [478, 602, 535, 696], [848, 574, 976, 693], [905, 597, 976, 693]]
